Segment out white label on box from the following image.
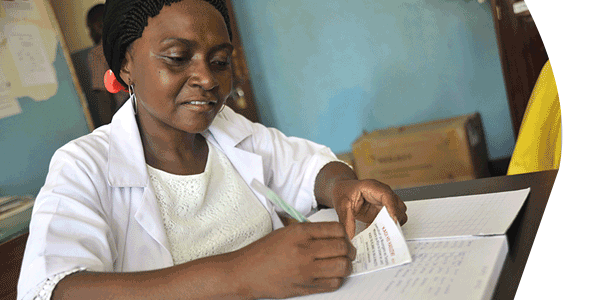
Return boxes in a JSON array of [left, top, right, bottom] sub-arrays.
[[467, 123, 480, 147], [513, 1, 529, 14]]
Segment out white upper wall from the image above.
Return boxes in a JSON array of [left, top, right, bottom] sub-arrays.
[[49, 0, 104, 53]]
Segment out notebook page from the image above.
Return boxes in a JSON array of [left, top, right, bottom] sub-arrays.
[[402, 188, 530, 240], [286, 236, 508, 300]]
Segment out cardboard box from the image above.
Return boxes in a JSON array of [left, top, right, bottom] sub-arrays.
[[352, 113, 489, 190]]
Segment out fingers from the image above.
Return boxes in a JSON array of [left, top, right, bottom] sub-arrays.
[[304, 277, 345, 290], [334, 179, 409, 238], [289, 222, 356, 260], [355, 199, 380, 222], [306, 238, 356, 261], [294, 277, 346, 295], [286, 224, 355, 292], [337, 204, 356, 239], [299, 221, 348, 239], [237, 222, 356, 300], [397, 197, 408, 225], [296, 255, 352, 292], [304, 257, 353, 279], [359, 179, 408, 225]]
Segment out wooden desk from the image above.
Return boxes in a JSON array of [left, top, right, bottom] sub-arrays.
[[0, 232, 28, 300], [0, 170, 557, 300], [394, 169, 558, 300]]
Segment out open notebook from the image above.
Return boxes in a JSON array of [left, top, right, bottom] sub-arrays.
[[282, 188, 530, 300]]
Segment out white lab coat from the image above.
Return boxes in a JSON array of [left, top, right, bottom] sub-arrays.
[[17, 100, 339, 299]]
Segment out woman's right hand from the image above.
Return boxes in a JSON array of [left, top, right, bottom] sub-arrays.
[[231, 222, 356, 299], [51, 222, 355, 300]]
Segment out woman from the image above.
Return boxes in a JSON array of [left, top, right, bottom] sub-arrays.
[[18, 1, 407, 299]]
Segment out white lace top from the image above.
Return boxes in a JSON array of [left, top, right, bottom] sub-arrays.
[[147, 140, 272, 264], [32, 141, 272, 299]]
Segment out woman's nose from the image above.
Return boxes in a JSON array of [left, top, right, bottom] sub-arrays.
[[188, 61, 218, 91]]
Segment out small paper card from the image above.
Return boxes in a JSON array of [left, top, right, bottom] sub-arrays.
[[350, 207, 412, 276]]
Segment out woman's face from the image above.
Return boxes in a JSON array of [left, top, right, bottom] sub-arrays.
[[121, 0, 233, 134]]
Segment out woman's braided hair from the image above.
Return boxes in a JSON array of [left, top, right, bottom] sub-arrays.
[[102, 0, 232, 87]]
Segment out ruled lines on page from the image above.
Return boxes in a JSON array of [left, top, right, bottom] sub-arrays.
[[402, 188, 530, 240], [289, 236, 508, 300]]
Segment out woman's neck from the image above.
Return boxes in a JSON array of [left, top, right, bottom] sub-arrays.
[[136, 115, 209, 175]]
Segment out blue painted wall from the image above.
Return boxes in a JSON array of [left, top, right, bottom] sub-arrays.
[[232, 0, 514, 160], [0, 43, 89, 197]]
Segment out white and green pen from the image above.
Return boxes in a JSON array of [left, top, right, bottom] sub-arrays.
[[251, 179, 310, 223]]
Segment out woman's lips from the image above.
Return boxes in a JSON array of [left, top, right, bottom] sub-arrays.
[[181, 100, 218, 112], [184, 100, 217, 105]]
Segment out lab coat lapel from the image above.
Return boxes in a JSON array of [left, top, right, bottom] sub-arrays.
[[107, 99, 173, 265], [208, 112, 284, 228], [107, 100, 147, 187], [206, 116, 265, 199], [224, 146, 285, 228], [133, 184, 174, 266]]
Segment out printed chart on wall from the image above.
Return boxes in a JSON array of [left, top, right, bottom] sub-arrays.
[[0, 0, 59, 120], [0, 0, 90, 198]]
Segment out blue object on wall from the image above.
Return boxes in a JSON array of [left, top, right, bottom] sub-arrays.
[[232, 0, 514, 160], [0, 42, 89, 197]]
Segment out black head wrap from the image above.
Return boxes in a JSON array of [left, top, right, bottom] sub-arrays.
[[102, 0, 232, 87]]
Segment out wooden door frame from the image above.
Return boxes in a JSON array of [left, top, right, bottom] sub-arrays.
[[489, 0, 549, 138], [224, 0, 261, 123]]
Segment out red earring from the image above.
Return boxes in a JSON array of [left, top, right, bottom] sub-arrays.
[[104, 69, 126, 93]]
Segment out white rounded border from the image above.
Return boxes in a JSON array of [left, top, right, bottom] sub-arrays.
[[516, 0, 600, 299]]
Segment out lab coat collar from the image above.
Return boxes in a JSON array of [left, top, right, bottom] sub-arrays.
[[205, 107, 263, 193], [207, 109, 281, 228], [107, 101, 282, 233], [106, 99, 172, 260], [107, 99, 147, 187], [206, 106, 252, 149], [107, 102, 253, 187]]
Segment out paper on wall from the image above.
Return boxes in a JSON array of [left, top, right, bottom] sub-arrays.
[[0, 0, 40, 20], [0, 30, 6, 46], [0, 96, 22, 119], [0, 64, 12, 95], [4, 23, 57, 89]]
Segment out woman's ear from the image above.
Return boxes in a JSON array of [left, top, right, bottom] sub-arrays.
[[119, 50, 133, 85]]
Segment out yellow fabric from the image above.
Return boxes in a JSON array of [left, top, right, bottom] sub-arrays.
[[507, 61, 561, 175]]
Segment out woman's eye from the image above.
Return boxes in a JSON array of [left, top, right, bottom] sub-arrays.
[[214, 60, 230, 67], [211, 58, 231, 69], [161, 54, 189, 65], [167, 56, 186, 63]]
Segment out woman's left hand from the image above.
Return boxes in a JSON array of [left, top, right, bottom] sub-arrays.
[[315, 161, 407, 239], [331, 178, 407, 239]]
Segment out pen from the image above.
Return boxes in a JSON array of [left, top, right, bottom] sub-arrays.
[[250, 179, 310, 223]]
